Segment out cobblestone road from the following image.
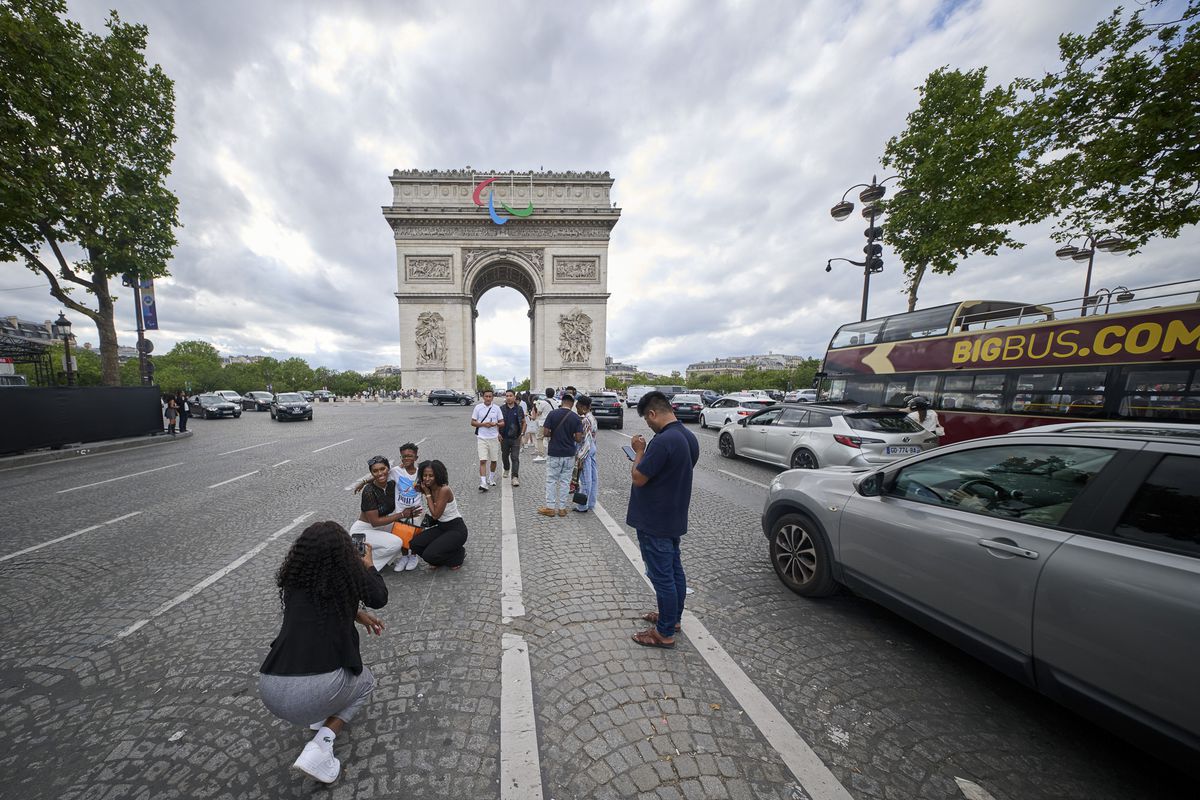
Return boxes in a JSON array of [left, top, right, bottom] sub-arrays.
[[0, 401, 1192, 799]]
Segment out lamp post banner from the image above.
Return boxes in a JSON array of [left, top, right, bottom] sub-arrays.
[[139, 279, 159, 330]]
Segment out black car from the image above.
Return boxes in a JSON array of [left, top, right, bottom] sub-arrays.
[[190, 394, 242, 419], [669, 393, 705, 422], [427, 389, 472, 406], [697, 389, 720, 407], [314, 390, 335, 402], [271, 392, 313, 421], [588, 392, 624, 430], [242, 391, 273, 411]]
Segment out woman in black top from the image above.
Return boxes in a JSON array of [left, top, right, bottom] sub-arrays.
[[349, 455, 408, 571], [259, 520, 387, 784]]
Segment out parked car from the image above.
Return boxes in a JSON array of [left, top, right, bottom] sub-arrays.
[[718, 403, 936, 470], [298, 390, 315, 402], [242, 391, 273, 411], [761, 422, 1200, 769], [190, 393, 242, 419], [670, 393, 704, 422], [625, 385, 654, 408], [314, 390, 335, 402], [588, 392, 624, 429], [0, 374, 29, 387], [214, 390, 244, 405], [784, 389, 818, 403], [427, 388, 472, 406], [696, 389, 721, 407], [699, 395, 776, 429], [271, 392, 313, 421]]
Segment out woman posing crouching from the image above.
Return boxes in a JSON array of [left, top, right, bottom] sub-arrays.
[[410, 459, 468, 570], [259, 520, 387, 784]]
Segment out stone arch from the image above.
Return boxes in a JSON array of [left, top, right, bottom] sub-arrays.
[[463, 251, 543, 306]]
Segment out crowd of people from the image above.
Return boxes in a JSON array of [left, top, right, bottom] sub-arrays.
[[258, 389, 700, 784]]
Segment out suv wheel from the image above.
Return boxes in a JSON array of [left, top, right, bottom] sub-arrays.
[[790, 449, 819, 470], [718, 433, 735, 458], [770, 513, 836, 596]]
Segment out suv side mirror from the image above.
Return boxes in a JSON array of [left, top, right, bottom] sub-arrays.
[[856, 472, 884, 497]]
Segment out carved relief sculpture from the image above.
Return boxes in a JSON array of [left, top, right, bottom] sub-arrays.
[[415, 312, 447, 365], [553, 257, 599, 282], [557, 309, 593, 364], [405, 256, 452, 281]]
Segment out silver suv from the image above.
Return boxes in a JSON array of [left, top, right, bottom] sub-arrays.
[[761, 422, 1200, 768]]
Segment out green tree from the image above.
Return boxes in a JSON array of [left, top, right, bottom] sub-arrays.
[[156, 340, 221, 391], [0, 0, 180, 384], [1023, 1, 1200, 249], [328, 370, 366, 396], [476, 374, 493, 393], [220, 362, 261, 395], [882, 67, 1043, 310], [513, 378, 530, 392], [274, 357, 314, 392]]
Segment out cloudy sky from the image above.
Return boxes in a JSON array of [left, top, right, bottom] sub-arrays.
[[4, 0, 1196, 385]]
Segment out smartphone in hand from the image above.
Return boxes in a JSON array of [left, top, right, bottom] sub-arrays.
[[622, 445, 636, 461], [351, 532, 367, 555]]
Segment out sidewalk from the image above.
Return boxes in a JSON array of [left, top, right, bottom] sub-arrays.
[[0, 430, 192, 469]]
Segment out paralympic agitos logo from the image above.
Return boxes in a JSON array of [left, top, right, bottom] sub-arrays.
[[472, 176, 535, 225]]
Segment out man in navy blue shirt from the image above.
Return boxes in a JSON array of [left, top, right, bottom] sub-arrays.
[[627, 391, 699, 648], [538, 394, 584, 517]]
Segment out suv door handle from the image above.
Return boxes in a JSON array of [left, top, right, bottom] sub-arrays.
[[979, 539, 1039, 559]]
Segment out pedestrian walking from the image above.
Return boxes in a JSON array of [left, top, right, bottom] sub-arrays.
[[471, 389, 503, 491], [409, 459, 468, 569], [532, 388, 557, 462], [348, 456, 409, 571], [627, 391, 699, 649], [538, 393, 583, 517], [259, 520, 387, 785], [175, 391, 190, 432], [573, 395, 598, 513], [163, 393, 178, 435], [499, 389, 527, 487]]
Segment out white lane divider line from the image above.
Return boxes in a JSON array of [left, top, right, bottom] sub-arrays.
[[208, 470, 259, 489], [500, 632, 544, 800], [313, 438, 354, 453], [0, 440, 177, 473], [592, 502, 854, 800], [218, 440, 278, 456], [0, 511, 141, 563], [56, 463, 183, 494], [271, 460, 291, 468], [500, 479, 525, 622], [114, 512, 313, 641], [955, 778, 999, 800], [614, 431, 633, 439], [717, 469, 769, 489]]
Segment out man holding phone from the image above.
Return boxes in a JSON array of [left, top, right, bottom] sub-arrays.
[[626, 391, 699, 649]]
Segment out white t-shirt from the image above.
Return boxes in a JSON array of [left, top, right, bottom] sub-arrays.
[[472, 402, 502, 439], [534, 397, 556, 419], [389, 464, 422, 513]]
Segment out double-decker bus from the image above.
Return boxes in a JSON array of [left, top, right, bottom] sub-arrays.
[[817, 279, 1200, 443]]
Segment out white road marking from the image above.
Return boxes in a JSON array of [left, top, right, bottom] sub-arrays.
[[592, 502, 854, 800], [312, 438, 354, 453], [614, 431, 633, 438], [56, 463, 183, 494], [500, 479, 525, 621], [0, 440, 178, 473], [955, 778, 999, 800], [500, 632, 544, 800], [207, 470, 259, 489], [717, 469, 770, 489], [114, 512, 313, 640], [270, 460, 291, 468], [0, 511, 141, 563], [415, 437, 427, 446], [217, 440, 277, 456]]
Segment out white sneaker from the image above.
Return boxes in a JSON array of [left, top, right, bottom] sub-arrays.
[[488, 477, 497, 486], [308, 721, 324, 731], [293, 740, 340, 784], [392, 557, 406, 572], [503, 471, 510, 478], [404, 554, 419, 571], [533, 456, 546, 462]]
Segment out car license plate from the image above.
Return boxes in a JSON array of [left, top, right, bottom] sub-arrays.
[[886, 446, 922, 456]]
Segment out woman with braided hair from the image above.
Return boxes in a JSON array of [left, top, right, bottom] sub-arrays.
[[259, 520, 388, 784]]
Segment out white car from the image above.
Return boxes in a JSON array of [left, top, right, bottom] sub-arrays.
[[214, 390, 244, 404], [784, 389, 818, 403], [699, 395, 776, 429]]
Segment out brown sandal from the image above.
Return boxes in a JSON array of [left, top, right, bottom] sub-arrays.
[[632, 628, 675, 649], [641, 612, 681, 632]]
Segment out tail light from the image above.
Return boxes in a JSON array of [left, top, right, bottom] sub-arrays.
[[833, 434, 861, 448], [737, 410, 752, 416]]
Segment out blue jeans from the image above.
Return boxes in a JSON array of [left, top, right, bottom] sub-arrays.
[[545, 456, 573, 509], [637, 532, 685, 638], [574, 446, 597, 511]]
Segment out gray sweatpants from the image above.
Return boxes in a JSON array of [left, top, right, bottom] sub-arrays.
[[259, 666, 375, 726]]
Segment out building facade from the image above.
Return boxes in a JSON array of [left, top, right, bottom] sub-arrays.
[[686, 353, 809, 382], [604, 356, 639, 383]]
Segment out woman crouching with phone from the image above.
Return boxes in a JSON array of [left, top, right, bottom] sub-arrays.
[[409, 459, 469, 570], [259, 520, 387, 784]]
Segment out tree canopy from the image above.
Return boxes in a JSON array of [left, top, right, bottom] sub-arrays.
[[0, 0, 179, 384]]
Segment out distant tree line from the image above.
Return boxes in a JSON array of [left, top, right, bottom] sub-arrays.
[[603, 358, 821, 394]]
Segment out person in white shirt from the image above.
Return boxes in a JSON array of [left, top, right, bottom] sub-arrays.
[[532, 388, 558, 463], [906, 396, 944, 442], [471, 390, 503, 490]]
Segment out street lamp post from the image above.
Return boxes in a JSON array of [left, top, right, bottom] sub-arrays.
[[51, 311, 74, 386], [1053, 233, 1132, 315], [827, 174, 905, 321]]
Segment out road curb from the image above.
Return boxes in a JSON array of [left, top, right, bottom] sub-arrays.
[[0, 431, 193, 469]]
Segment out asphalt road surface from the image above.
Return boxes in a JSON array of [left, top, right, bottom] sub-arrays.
[[0, 400, 1192, 799]]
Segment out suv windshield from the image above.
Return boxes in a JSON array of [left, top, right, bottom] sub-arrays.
[[276, 393, 304, 402], [845, 413, 922, 432], [673, 395, 701, 403]]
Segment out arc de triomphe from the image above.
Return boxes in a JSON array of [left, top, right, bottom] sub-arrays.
[[383, 169, 620, 392]]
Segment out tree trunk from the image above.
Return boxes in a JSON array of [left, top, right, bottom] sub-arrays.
[[905, 263, 929, 312], [91, 272, 121, 386]]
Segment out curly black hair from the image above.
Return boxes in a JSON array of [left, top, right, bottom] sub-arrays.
[[275, 521, 372, 618], [416, 459, 449, 487]]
